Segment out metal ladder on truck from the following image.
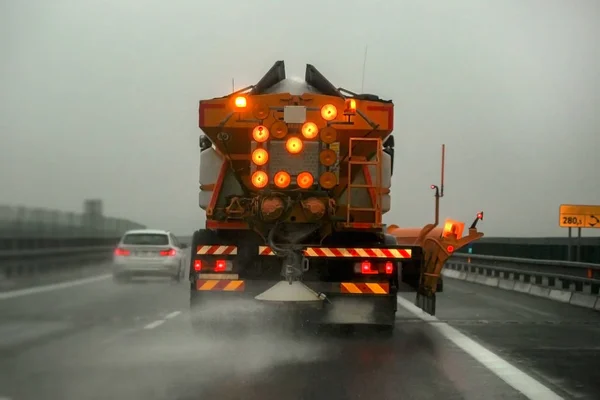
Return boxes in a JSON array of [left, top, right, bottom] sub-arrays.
[[345, 137, 383, 228]]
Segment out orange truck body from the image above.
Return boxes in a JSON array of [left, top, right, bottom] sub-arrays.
[[189, 61, 483, 325]]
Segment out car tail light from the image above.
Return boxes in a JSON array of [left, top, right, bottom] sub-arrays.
[[214, 259, 226, 272], [159, 249, 176, 257], [385, 261, 394, 274], [114, 248, 130, 256], [193, 260, 202, 271], [360, 260, 378, 275]]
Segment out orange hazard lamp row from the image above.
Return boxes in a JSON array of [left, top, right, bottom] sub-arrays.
[[252, 171, 315, 189], [252, 171, 336, 189]]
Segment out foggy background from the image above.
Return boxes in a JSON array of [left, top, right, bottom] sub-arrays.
[[1, 0, 599, 237]]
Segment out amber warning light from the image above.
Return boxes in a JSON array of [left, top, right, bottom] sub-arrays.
[[234, 96, 247, 108], [286, 137, 303, 154], [344, 99, 357, 114]]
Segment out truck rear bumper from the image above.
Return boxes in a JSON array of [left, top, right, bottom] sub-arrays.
[[189, 279, 397, 326]]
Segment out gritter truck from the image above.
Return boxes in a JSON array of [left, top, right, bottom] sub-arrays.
[[189, 61, 484, 332]]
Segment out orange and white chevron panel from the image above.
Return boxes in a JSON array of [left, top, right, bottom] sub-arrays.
[[304, 247, 411, 258], [258, 246, 276, 256], [340, 282, 390, 294], [196, 279, 245, 291], [196, 245, 237, 255]]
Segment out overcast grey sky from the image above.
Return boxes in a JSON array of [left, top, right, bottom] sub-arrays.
[[1, 0, 599, 237]]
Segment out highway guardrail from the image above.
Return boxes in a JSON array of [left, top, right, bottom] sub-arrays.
[[445, 253, 600, 310], [0, 245, 116, 282]]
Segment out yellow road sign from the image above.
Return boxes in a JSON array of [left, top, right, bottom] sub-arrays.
[[559, 204, 600, 228]]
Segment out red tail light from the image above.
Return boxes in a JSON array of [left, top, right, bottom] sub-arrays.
[[214, 259, 226, 272], [385, 261, 394, 274], [361, 261, 378, 275], [160, 249, 176, 257], [114, 248, 130, 256], [193, 260, 202, 271], [446, 245, 454, 253]]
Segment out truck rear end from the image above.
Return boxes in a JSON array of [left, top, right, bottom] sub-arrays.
[[189, 60, 477, 333], [190, 228, 422, 331]]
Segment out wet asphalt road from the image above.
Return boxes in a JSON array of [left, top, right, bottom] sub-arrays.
[[0, 271, 598, 400]]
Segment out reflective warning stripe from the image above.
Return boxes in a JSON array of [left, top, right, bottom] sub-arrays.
[[196, 280, 245, 291], [304, 248, 411, 258], [340, 282, 389, 294], [196, 245, 237, 255], [258, 247, 411, 258], [258, 246, 276, 256]]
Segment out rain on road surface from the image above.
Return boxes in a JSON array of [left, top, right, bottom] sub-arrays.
[[0, 267, 598, 400]]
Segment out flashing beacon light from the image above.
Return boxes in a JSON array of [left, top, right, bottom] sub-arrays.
[[297, 172, 314, 189], [285, 137, 303, 154], [274, 171, 291, 188], [301, 122, 319, 139], [319, 149, 336, 166], [252, 126, 269, 142], [251, 148, 269, 166], [234, 96, 247, 108], [251, 171, 268, 188], [319, 127, 337, 144], [344, 99, 357, 114], [321, 104, 338, 121], [319, 172, 337, 189]]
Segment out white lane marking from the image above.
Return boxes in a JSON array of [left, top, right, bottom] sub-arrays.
[[165, 311, 181, 319], [396, 296, 564, 400], [0, 274, 111, 300], [144, 320, 165, 330]]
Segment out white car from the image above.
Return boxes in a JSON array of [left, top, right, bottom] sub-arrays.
[[112, 229, 188, 282]]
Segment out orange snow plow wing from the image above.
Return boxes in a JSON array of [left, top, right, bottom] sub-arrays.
[[388, 212, 484, 314]]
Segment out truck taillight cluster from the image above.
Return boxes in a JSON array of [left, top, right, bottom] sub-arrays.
[[193, 260, 202, 271], [193, 259, 232, 273], [355, 260, 395, 275]]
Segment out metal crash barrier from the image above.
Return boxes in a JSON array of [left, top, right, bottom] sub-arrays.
[[445, 253, 600, 310]]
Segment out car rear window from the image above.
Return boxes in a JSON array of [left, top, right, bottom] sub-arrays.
[[122, 234, 169, 245]]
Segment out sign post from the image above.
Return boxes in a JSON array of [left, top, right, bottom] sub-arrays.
[[559, 204, 600, 261]]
